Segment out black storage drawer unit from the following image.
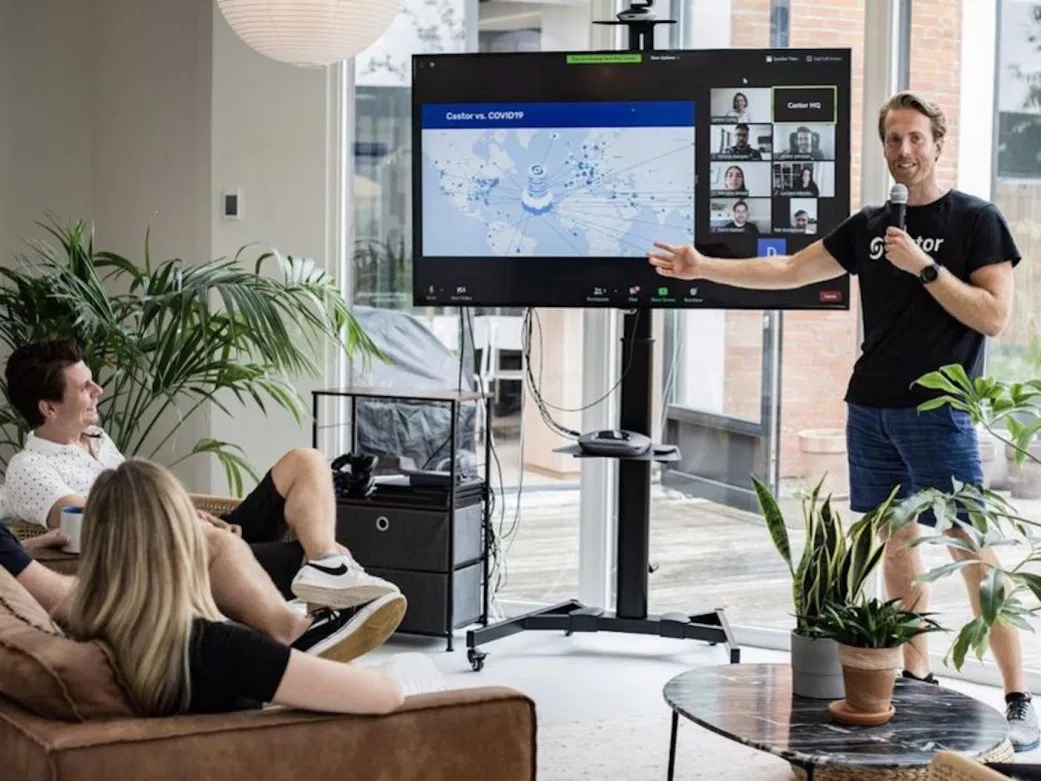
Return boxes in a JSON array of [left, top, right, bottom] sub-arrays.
[[368, 563, 483, 635], [335, 478, 487, 642]]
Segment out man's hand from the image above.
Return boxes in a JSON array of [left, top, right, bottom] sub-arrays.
[[884, 227, 932, 276], [647, 242, 703, 280], [197, 509, 241, 537], [22, 527, 71, 553]]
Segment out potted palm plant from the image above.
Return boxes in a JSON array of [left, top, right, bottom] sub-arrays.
[[0, 217, 383, 494], [752, 476, 897, 699], [811, 597, 943, 726]]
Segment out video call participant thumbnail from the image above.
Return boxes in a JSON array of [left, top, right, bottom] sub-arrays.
[[772, 197, 818, 235], [710, 198, 770, 236], [709, 87, 771, 124], [774, 123, 835, 161], [711, 123, 771, 161], [710, 162, 771, 198]]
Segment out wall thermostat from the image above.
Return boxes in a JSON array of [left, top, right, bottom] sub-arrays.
[[222, 188, 242, 220]]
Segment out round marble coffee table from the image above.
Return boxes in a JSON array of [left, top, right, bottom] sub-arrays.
[[662, 663, 1013, 780]]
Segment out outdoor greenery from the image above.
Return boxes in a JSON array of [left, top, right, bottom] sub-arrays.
[[0, 217, 383, 495], [752, 475, 897, 638], [352, 233, 412, 310]]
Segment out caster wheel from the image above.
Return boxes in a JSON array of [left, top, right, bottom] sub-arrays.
[[468, 649, 486, 672]]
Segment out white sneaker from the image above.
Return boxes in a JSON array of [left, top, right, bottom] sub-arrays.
[[290, 553, 399, 609], [291, 594, 408, 663]]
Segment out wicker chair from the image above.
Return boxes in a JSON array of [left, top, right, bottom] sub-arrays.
[[8, 493, 243, 558]]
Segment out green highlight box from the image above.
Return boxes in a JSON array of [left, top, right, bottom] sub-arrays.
[[566, 53, 643, 65]]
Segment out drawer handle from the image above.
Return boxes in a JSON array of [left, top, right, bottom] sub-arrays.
[[375, 516, 390, 532]]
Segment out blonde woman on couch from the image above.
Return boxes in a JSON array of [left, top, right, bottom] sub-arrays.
[[65, 459, 405, 717]]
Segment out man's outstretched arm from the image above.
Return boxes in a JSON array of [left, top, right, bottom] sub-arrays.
[[647, 238, 847, 290]]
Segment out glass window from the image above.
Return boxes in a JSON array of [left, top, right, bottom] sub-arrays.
[[652, 0, 867, 634]]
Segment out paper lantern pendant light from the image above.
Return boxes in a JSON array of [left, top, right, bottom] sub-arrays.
[[217, 0, 401, 68]]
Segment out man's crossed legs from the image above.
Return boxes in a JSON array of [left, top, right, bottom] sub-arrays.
[[9, 446, 406, 664], [203, 446, 406, 661]]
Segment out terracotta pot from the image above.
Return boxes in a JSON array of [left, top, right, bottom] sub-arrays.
[[834, 644, 902, 724]]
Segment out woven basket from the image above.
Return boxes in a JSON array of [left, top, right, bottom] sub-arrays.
[[189, 493, 241, 517], [790, 739, 1015, 781], [8, 493, 242, 544], [928, 750, 1015, 781]]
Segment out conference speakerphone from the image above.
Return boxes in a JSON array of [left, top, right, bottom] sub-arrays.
[[577, 428, 652, 457]]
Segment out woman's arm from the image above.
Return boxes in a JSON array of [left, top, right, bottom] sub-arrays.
[[272, 650, 405, 715]]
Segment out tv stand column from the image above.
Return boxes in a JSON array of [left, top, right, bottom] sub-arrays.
[[465, 312, 740, 671], [464, 2, 740, 673]]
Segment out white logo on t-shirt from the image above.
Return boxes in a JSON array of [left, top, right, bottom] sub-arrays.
[[868, 234, 945, 261]]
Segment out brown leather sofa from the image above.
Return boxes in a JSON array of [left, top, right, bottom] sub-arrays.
[[0, 567, 537, 781]]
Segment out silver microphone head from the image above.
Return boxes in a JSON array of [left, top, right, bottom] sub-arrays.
[[890, 182, 908, 204]]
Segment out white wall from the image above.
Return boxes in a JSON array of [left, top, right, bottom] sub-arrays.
[[207, 7, 334, 492], [0, 0, 94, 262], [0, 0, 338, 494]]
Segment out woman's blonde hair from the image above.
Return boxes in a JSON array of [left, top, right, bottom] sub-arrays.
[[66, 459, 221, 716]]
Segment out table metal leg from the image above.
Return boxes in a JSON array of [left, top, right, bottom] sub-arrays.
[[667, 710, 678, 781], [791, 761, 814, 780]]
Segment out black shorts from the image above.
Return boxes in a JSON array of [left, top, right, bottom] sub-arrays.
[[0, 524, 32, 578], [220, 470, 302, 600], [220, 470, 289, 545]]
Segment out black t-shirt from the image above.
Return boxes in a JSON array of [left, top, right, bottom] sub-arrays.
[[181, 618, 292, 714], [822, 189, 1021, 408]]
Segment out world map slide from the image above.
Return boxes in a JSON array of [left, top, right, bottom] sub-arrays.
[[420, 101, 696, 258]]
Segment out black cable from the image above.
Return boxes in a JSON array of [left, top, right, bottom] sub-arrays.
[[520, 306, 640, 437], [463, 308, 508, 596]]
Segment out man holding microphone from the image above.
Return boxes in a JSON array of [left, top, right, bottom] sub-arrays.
[[648, 90, 1038, 751]]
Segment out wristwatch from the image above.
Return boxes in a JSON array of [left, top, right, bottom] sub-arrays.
[[919, 262, 940, 284]]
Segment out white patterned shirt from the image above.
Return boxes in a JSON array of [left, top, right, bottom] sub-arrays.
[[4, 429, 125, 527]]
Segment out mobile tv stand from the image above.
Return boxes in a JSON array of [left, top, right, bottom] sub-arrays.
[[464, 3, 740, 672]]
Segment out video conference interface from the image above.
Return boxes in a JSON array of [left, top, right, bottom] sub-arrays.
[[412, 49, 852, 310], [708, 86, 839, 243]]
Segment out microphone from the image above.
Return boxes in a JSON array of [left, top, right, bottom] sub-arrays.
[[888, 183, 908, 231]]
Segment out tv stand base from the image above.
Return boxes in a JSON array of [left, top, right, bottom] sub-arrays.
[[464, 599, 741, 671]]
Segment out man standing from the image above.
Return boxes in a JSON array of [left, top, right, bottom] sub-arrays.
[[648, 90, 1038, 751]]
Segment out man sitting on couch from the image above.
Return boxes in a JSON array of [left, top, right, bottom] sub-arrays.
[[2, 338, 406, 661]]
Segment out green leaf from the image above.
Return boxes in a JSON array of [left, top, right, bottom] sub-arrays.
[[949, 618, 988, 671], [1016, 572, 1041, 606], [752, 476, 793, 575], [914, 371, 961, 395], [979, 569, 1007, 625], [0, 216, 382, 487]]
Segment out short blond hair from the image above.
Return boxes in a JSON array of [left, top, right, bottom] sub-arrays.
[[877, 91, 947, 142]]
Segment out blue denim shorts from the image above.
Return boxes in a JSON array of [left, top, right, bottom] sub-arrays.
[[846, 402, 983, 527]]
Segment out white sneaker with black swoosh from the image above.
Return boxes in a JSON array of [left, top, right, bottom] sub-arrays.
[[291, 552, 399, 609]]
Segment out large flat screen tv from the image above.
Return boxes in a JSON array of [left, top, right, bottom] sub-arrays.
[[412, 48, 852, 310]]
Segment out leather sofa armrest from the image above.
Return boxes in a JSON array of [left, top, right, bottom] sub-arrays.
[[1, 686, 536, 781]]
